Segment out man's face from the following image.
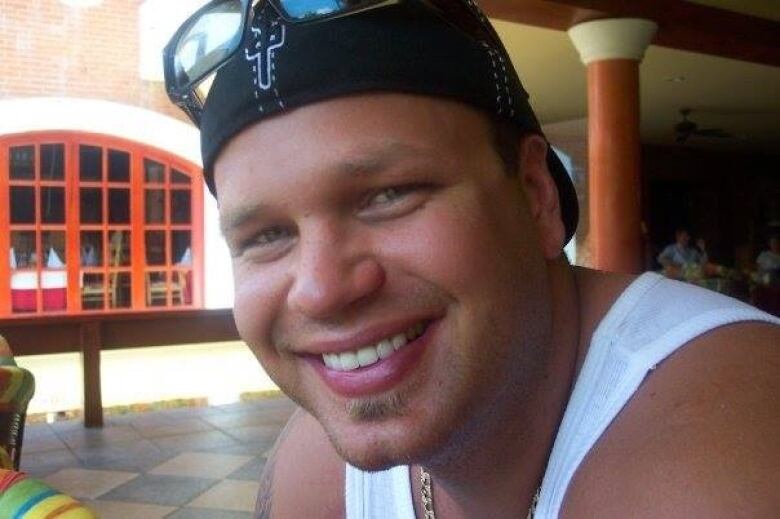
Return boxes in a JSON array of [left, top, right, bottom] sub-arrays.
[[215, 94, 556, 470], [677, 230, 691, 246]]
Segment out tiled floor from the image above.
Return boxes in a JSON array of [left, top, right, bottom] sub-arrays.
[[21, 396, 296, 519]]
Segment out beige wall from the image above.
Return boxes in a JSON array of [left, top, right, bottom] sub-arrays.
[[16, 342, 278, 415]]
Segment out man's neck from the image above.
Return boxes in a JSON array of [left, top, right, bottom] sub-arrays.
[[414, 260, 587, 518]]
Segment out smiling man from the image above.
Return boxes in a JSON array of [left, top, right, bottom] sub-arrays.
[[163, 0, 780, 517]]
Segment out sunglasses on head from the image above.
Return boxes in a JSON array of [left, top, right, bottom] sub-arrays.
[[163, 0, 505, 126]]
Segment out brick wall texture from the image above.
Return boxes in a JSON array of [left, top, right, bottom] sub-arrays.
[[0, 0, 188, 123]]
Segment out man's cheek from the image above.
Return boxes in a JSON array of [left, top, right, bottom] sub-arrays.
[[245, 338, 292, 393], [414, 220, 496, 285], [233, 300, 278, 370], [233, 270, 284, 337]]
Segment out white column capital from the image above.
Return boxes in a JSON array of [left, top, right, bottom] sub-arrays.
[[568, 18, 658, 65]]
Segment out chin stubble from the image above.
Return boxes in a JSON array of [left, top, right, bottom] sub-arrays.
[[347, 388, 407, 421]]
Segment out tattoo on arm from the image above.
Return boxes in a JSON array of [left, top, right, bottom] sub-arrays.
[[254, 408, 306, 519]]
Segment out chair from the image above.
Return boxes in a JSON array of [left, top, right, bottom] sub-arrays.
[[81, 232, 122, 309], [0, 335, 97, 518], [0, 335, 35, 471], [145, 270, 186, 306]]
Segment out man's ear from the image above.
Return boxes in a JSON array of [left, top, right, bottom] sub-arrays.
[[517, 134, 566, 259]]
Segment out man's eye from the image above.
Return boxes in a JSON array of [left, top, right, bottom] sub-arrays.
[[253, 227, 292, 245], [358, 183, 432, 221], [366, 184, 427, 207], [234, 226, 295, 259], [371, 187, 407, 205]]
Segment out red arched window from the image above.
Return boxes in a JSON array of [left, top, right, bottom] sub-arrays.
[[0, 132, 203, 316]]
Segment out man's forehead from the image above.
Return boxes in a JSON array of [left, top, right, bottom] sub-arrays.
[[213, 93, 494, 190]]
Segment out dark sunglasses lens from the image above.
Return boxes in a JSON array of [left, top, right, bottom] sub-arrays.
[[276, 0, 384, 20], [174, 0, 245, 89]]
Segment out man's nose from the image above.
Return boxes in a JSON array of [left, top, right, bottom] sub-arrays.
[[286, 226, 385, 319]]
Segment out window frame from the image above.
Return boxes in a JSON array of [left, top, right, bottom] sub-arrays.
[[0, 131, 204, 316]]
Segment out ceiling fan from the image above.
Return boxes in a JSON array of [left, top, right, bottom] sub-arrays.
[[674, 108, 734, 144]]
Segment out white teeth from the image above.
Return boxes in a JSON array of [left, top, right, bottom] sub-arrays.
[[323, 322, 427, 371], [391, 334, 406, 350], [357, 346, 379, 367], [339, 351, 359, 371], [376, 340, 394, 359], [323, 353, 340, 370]]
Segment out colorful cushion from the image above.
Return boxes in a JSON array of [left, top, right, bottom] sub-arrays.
[[0, 469, 97, 518]]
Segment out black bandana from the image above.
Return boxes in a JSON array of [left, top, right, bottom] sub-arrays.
[[201, 1, 578, 242]]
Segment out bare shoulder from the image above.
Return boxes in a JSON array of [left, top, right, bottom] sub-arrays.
[[256, 407, 345, 518], [564, 320, 780, 518]]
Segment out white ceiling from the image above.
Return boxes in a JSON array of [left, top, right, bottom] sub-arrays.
[[493, 17, 780, 155]]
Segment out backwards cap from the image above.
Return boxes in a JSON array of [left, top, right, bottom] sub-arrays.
[[201, 0, 578, 242]]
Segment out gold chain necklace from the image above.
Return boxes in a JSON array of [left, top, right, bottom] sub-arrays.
[[419, 467, 540, 519]]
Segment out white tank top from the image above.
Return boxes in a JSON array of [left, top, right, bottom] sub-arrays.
[[345, 273, 780, 518]]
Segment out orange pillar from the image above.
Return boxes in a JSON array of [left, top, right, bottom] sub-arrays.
[[569, 19, 657, 273], [588, 59, 641, 272]]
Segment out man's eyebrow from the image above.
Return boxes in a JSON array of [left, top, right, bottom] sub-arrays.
[[336, 141, 432, 178]]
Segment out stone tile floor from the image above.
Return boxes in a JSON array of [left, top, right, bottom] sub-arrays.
[[21, 396, 296, 518]]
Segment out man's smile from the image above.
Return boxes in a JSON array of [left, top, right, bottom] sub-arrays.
[[303, 319, 439, 399], [321, 321, 427, 371]]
